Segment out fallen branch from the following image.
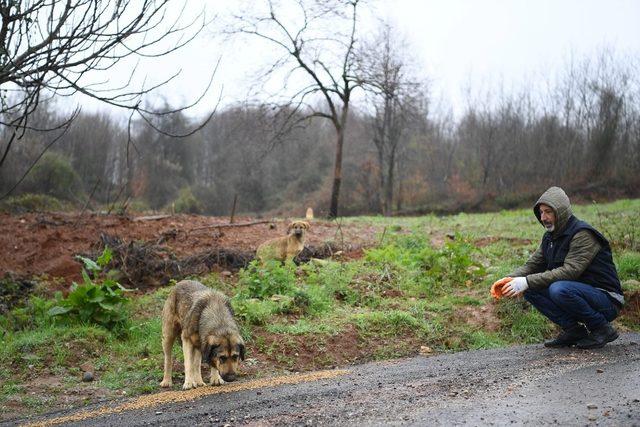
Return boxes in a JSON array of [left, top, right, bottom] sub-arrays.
[[132, 215, 172, 222], [98, 233, 254, 288], [190, 220, 274, 232]]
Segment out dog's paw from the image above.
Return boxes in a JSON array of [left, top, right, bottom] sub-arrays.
[[182, 380, 200, 390], [196, 379, 206, 387], [160, 379, 173, 388], [210, 374, 226, 386]]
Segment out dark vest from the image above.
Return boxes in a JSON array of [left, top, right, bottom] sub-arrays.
[[541, 215, 623, 300]]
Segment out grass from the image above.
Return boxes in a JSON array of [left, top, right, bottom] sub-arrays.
[[616, 252, 640, 281], [1, 198, 639, 419]]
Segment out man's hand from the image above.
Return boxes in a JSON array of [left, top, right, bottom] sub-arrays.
[[502, 277, 528, 297], [490, 277, 513, 299]]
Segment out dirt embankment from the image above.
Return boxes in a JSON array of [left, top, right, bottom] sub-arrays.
[[0, 212, 379, 293]]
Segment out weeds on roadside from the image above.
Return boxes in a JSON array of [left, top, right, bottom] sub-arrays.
[[494, 298, 554, 343], [237, 260, 297, 299], [615, 252, 640, 281], [364, 231, 487, 296], [48, 248, 132, 331], [232, 260, 315, 325]]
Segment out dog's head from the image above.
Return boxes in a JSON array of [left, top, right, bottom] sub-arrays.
[[287, 221, 310, 239], [202, 334, 245, 382]]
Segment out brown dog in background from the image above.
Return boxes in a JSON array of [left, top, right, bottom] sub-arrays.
[[160, 280, 245, 390], [256, 220, 310, 262]]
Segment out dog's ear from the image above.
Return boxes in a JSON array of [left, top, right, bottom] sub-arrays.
[[238, 342, 246, 361], [203, 343, 220, 364], [301, 221, 310, 230]]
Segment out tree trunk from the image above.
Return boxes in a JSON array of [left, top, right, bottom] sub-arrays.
[[329, 127, 345, 218], [396, 173, 403, 212], [378, 148, 386, 215], [384, 149, 396, 217]]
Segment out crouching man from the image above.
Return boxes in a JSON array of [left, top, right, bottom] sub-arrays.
[[497, 186, 624, 349]]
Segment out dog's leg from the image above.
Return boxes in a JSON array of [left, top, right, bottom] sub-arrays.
[[192, 348, 206, 387], [210, 367, 225, 386], [160, 324, 176, 388], [181, 336, 198, 390]]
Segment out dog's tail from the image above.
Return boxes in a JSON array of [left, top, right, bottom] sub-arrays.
[[162, 287, 178, 326]]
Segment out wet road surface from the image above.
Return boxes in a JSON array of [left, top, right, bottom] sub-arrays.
[[11, 333, 640, 426]]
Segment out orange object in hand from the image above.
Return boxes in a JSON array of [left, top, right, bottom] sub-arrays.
[[490, 277, 513, 300]]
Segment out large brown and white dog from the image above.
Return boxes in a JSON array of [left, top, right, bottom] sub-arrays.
[[255, 220, 310, 262], [160, 280, 245, 390]]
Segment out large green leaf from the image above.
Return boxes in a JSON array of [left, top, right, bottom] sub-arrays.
[[98, 302, 117, 311], [96, 247, 113, 268], [76, 255, 101, 273], [48, 306, 72, 316]]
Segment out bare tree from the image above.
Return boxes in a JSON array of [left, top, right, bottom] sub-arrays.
[[0, 0, 212, 174], [360, 21, 424, 216], [227, 0, 365, 218]]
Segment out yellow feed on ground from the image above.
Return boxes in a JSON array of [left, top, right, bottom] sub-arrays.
[[24, 369, 348, 427]]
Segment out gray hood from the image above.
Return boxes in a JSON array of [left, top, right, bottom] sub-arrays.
[[533, 186, 573, 235]]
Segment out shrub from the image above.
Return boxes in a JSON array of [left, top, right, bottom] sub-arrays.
[[233, 261, 321, 321], [48, 248, 131, 330], [173, 187, 203, 214], [364, 232, 486, 294], [230, 297, 278, 326], [23, 152, 84, 201], [0, 296, 54, 334], [435, 237, 487, 284], [192, 185, 219, 215], [0, 193, 68, 213], [303, 262, 359, 306], [238, 260, 297, 299]]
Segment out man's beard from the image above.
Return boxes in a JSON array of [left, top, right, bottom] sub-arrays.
[[543, 222, 555, 232]]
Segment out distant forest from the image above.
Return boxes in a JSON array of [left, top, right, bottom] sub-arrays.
[[1, 53, 639, 217]]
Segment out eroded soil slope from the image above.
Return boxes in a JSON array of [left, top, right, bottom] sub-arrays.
[[0, 212, 379, 289]]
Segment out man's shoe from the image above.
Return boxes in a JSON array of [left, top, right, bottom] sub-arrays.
[[576, 323, 619, 349], [544, 324, 589, 348]]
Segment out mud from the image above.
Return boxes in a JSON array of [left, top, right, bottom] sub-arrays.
[[0, 212, 379, 293]]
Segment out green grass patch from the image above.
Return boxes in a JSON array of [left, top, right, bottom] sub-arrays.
[[616, 252, 640, 281], [0, 193, 71, 213], [460, 330, 508, 350], [495, 299, 555, 344], [352, 310, 423, 337], [266, 318, 343, 335]]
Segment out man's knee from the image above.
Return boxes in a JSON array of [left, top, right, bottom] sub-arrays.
[[548, 281, 576, 302]]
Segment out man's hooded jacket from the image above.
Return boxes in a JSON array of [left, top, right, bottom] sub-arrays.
[[510, 186, 624, 307]]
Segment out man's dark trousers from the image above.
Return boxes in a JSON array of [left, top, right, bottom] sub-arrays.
[[524, 280, 619, 331]]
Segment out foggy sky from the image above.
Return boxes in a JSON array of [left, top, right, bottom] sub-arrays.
[[74, 0, 640, 118]]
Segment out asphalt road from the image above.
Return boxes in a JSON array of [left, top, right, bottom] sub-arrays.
[[12, 333, 640, 427]]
